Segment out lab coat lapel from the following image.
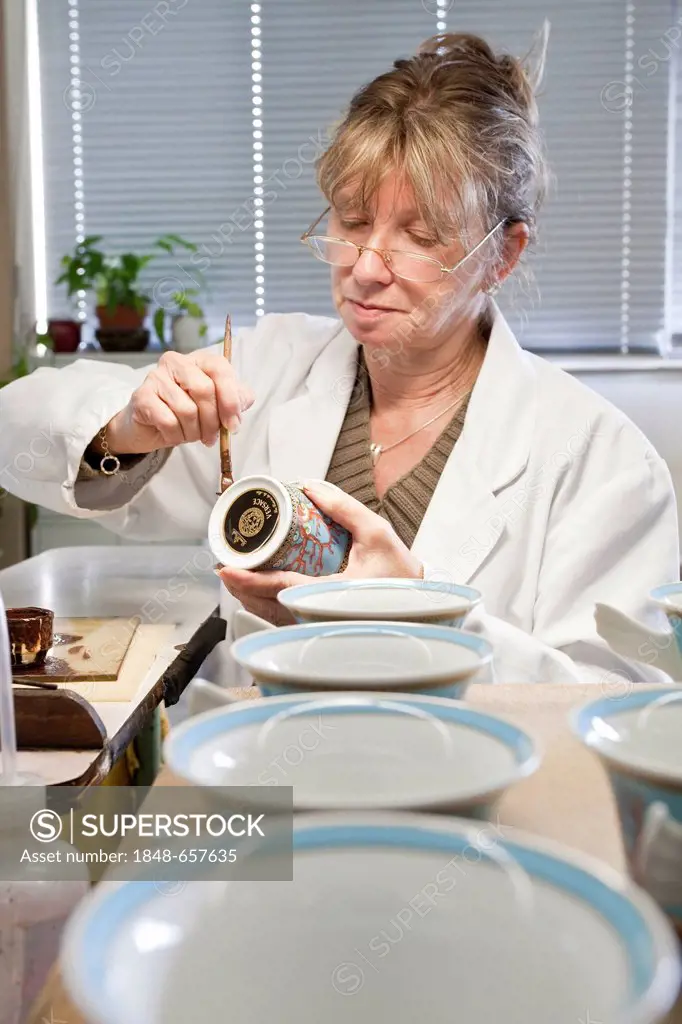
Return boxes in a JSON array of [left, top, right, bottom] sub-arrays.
[[412, 306, 537, 584], [267, 325, 359, 482]]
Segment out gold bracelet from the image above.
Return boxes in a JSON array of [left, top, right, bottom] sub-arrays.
[[97, 426, 122, 476]]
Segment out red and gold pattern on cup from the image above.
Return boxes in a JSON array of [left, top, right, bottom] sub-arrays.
[[208, 475, 351, 576]]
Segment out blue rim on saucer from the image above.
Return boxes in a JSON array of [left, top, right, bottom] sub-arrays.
[[571, 687, 682, 786], [650, 584, 682, 656], [230, 620, 493, 695], [61, 812, 682, 1024], [277, 577, 481, 622], [163, 692, 540, 811], [650, 583, 682, 609]]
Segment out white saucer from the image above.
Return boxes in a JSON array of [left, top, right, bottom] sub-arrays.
[[164, 691, 539, 812]]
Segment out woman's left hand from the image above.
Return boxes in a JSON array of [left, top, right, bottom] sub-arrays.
[[216, 479, 424, 625]]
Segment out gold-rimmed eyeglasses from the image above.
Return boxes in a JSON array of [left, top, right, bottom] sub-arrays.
[[300, 205, 507, 284]]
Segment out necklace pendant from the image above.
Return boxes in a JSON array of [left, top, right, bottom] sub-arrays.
[[369, 442, 383, 465]]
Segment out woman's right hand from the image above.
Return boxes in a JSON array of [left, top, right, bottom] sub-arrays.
[[103, 349, 256, 455]]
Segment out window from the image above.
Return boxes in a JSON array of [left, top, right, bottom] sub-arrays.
[[672, 28, 682, 345], [37, 0, 679, 352]]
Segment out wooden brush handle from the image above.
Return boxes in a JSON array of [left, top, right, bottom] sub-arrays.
[[219, 314, 234, 492]]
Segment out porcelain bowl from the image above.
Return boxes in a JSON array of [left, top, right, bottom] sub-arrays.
[[573, 686, 682, 936], [61, 811, 682, 1024], [277, 577, 481, 626], [230, 620, 492, 698], [163, 691, 539, 815]]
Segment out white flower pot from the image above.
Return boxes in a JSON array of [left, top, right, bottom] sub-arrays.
[[171, 315, 206, 353]]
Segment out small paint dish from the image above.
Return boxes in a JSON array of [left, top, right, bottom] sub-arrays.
[[6, 607, 54, 667]]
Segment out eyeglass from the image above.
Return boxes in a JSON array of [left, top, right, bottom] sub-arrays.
[[300, 205, 507, 284]]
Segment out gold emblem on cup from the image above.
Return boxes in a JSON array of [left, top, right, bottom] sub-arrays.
[[223, 488, 281, 556], [238, 507, 265, 538]]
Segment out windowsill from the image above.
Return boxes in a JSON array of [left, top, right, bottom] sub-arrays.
[[544, 352, 682, 373], [32, 346, 682, 375]]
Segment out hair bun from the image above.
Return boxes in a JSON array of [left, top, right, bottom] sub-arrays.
[[419, 23, 549, 124], [418, 32, 497, 64]]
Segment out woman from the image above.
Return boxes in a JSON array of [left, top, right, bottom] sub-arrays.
[[0, 32, 678, 687]]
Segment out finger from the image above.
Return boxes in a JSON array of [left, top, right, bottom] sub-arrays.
[[154, 377, 201, 443], [217, 566, 307, 600], [241, 597, 294, 627], [238, 384, 256, 412], [236, 594, 285, 626], [193, 351, 244, 431], [132, 391, 186, 447], [301, 480, 383, 538], [166, 360, 220, 445]]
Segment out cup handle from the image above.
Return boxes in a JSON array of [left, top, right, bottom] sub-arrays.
[[635, 801, 682, 891]]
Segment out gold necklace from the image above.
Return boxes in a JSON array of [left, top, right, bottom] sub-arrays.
[[369, 392, 467, 466]]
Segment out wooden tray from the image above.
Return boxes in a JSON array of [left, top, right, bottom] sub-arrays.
[[11, 617, 138, 683]]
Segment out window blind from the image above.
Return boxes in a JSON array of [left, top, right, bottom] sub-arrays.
[[672, 7, 682, 341], [38, 0, 676, 351], [260, 0, 674, 352], [38, 0, 254, 337]]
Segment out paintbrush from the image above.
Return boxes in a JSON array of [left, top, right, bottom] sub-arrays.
[[12, 678, 59, 690], [218, 313, 234, 494]]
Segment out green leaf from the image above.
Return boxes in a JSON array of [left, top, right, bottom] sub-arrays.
[[164, 233, 197, 251], [120, 253, 142, 280], [88, 252, 105, 275], [153, 307, 166, 346]]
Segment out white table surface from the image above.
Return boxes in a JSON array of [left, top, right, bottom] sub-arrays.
[[0, 545, 218, 622], [0, 546, 221, 783]]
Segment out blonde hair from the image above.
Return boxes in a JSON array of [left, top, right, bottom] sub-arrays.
[[317, 24, 551, 273]]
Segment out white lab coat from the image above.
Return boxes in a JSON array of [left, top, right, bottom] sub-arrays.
[[0, 306, 678, 687]]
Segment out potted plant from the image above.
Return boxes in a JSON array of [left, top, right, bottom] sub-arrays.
[[153, 284, 208, 353], [47, 318, 82, 353], [56, 234, 198, 352]]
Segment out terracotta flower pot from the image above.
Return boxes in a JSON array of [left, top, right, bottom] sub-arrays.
[[47, 319, 81, 353], [96, 305, 147, 332]]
